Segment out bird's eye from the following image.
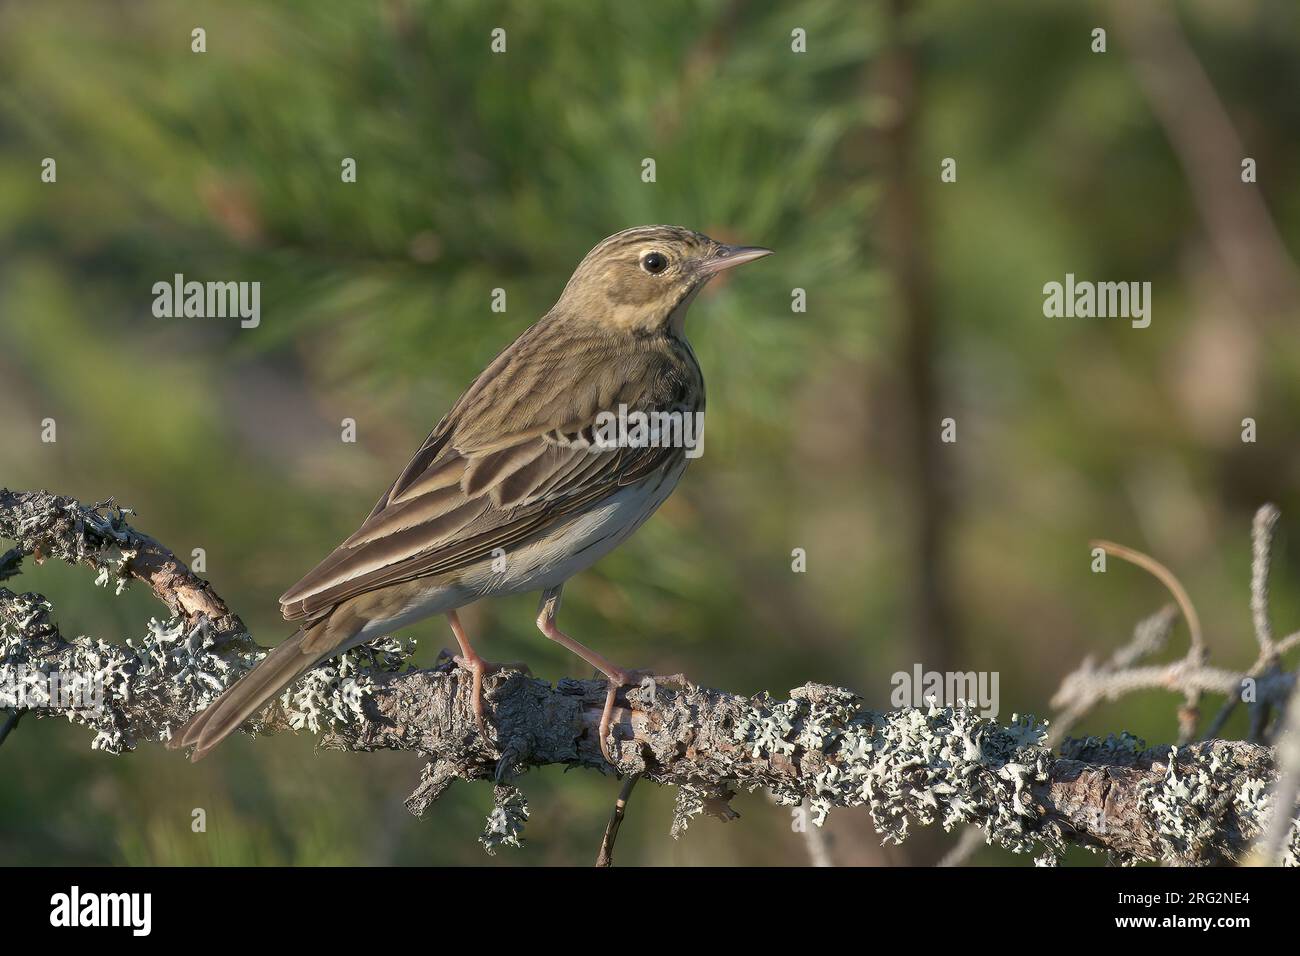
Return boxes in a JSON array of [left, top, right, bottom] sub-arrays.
[[640, 251, 669, 275]]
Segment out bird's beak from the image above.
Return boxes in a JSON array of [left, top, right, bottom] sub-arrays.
[[698, 244, 774, 275]]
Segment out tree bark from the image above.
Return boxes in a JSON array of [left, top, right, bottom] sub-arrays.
[[0, 489, 1291, 864]]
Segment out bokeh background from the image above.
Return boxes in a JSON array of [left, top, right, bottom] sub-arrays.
[[2, 0, 1298, 866]]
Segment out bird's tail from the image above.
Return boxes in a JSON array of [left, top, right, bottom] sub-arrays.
[[167, 622, 325, 762]]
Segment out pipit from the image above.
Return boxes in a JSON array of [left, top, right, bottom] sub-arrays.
[[169, 225, 771, 762]]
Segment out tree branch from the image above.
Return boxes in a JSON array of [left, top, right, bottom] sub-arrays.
[[2, 488, 1296, 865]]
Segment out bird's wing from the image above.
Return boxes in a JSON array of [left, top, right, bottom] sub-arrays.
[[278, 325, 698, 622]]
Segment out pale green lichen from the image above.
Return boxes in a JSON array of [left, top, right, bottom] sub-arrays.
[[0, 596, 261, 754], [731, 686, 1059, 855], [91, 547, 135, 596], [480, 784, 529, 854], [1139, 746, 1223, 861], [670, 786, 707, 839], [134, 618, 248, 704], [733, 695, 797, 759], [279, 637, 411, 733], [2, 576, 413, 753], [1136, 744, 1299, 866], [1233, 775, 1300, 866]]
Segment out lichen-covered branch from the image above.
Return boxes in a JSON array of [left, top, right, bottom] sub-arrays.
[[2, 489, 1297, 865]]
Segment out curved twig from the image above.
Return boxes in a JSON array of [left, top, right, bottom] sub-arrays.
[[1091, 539, 1203, 658]]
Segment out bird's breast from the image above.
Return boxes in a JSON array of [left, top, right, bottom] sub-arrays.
[[467, 457, 689, 598]]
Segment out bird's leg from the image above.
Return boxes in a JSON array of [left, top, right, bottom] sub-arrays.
[[535, 590, 628, 763], [446, 609, 511, 739], [535, 586, 683, 764]]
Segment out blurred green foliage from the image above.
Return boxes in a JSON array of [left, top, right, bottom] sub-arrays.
[[1, 0, 1298, 865]]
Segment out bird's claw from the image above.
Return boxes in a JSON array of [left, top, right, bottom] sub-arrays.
[[596, 668, 690, 765], [451, 654, 530, 740]]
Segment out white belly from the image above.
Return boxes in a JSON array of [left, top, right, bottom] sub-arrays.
[[352, 459, 686, 641], [477, 457, 687, 595]]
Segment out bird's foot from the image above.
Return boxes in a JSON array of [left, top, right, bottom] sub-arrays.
[[448, 653, 531, 740], [597, 668, 691, 765]]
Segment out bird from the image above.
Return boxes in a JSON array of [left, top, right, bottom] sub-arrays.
[[168, 225, 772, 763]]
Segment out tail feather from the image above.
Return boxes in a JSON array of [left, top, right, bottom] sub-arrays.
[[168, 624, 324, 761]]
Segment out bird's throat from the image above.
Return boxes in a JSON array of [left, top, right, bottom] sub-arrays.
[[666, 281, 707, 337]]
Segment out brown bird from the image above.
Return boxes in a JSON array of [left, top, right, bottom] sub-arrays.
[[169, 225, 771, 762]]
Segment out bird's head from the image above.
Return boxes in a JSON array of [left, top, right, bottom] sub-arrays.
[[554, 225, 772, 336]]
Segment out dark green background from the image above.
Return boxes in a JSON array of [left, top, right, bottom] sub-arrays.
[[1, 0, 1297, 865]]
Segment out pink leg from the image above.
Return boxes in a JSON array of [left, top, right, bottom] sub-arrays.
[[447, 609, 495, 737], [536, 586, 644, 763]]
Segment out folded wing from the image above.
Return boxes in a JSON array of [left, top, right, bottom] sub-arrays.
[[278, 322, 699, 622]]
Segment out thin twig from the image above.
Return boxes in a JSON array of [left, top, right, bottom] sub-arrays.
[[938, 825, 987, 868], [1091, 539, 1203, 658], [0, 709, 22, 748], [764, 791, 835, 865], [1203, 505, 1288, 741], [1048, 607, 1179, 747], [1092, 538, 1205, 742], [595, 773, 641, 868], [1251, 504, 1281, 661], [1256, 674, 1300, 864], [1203, 689, 1249, 742], [798, 799, 833, 867]]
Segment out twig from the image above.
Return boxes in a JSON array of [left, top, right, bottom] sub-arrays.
[[939, 825, 987, 868], [1048, 604, 1179, 748], [1091, 538, 1205, 742], [955, 509, 1300, 867], [1256, 671, 1300, 864], [595, 773, 641, 868], [1091, 539, 1203, 658], [1251, 504, 1281, 660], [0, 709, 21, 749], [764, 791, 835, 865], [1203, 505, 1288, 741], [798, 798, 833, 867]]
